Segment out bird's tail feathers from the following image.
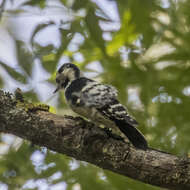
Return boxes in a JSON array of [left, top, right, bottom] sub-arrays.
[[115, 120, 148, 150]]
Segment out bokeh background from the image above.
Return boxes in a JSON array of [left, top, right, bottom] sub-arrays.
[[0, 0, 190, 189]]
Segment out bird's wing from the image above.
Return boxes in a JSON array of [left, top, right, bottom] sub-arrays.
[[80, 81, 138, 126], [80, 81, 118, 107]]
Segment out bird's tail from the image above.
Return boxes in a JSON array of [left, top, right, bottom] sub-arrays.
[[115, 120, 148, 150]]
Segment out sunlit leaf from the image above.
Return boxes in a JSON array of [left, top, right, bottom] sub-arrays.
[[49, 106, 56, 114], [107, 11, 138, 55]]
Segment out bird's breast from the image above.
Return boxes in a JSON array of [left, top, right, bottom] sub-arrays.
[[68, 102, 115, 128]]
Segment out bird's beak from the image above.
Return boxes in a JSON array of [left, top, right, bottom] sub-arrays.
[[53, 87, 59, 94]]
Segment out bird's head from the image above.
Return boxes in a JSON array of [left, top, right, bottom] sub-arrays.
[[54, 63, 81, 93]]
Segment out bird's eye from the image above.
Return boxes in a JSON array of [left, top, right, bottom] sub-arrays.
[[61, 78, 69, 88], [56, 78, 60, 83]]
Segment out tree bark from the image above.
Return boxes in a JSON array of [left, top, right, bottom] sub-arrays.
[[0, 90, 189, 190]]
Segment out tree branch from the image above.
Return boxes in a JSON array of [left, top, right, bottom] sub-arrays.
[[0, 90, 189, 190]]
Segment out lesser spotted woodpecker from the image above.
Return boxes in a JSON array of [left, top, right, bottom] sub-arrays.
[[54, 63, 148, 150]]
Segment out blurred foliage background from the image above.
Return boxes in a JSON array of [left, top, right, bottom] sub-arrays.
[[0, 0, 190, 189]]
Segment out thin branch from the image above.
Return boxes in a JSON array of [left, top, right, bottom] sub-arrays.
[[0, 90, 189, 190]]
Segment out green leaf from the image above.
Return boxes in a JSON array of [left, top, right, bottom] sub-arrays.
[[85, 6, 105, 53], [23, 0, 46, 9], [30, 21, 55, 46], [0, 76, 4, 87], [41, 60, 57, 73], [55, 29, 73, 61], [0, 62, 27, 84], [22, 90, 39, 102], [72, 0, 88, 10], [16, 41, 34, 76], [34, 44, 55, 57]]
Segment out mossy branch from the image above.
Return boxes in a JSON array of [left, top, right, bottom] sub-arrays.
[[0, 90, 190, 190]]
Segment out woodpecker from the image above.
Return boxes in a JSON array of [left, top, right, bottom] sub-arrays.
[[54, 63, 148, 150]]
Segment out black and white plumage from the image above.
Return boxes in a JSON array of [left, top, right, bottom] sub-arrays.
[[54, 63, 148, 150]]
